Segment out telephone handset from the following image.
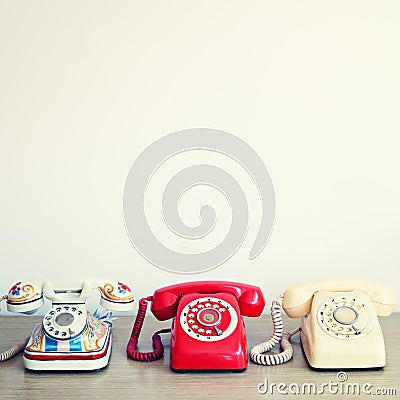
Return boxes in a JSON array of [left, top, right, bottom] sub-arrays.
[[2, 277, 134, 370], [127, 281, 265, 372], [250, 280, 395, 369]]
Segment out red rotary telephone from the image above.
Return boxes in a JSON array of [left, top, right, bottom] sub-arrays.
[[126, 281, 265, 372]]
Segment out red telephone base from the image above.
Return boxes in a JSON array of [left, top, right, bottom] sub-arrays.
[[171, 367, 247, 373], [169, 292, 249, 371]]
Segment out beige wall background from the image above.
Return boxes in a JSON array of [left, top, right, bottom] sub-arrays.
[[1, 1, 399, 314]]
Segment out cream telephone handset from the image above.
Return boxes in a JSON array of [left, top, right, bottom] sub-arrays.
[[250, 280, 394, 369], [1, 277, 134, 370]]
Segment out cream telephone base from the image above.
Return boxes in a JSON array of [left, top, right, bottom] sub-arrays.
[[250, 280, 394, 370], [2, 277, 134, 371], [300, 289, 388, 369]]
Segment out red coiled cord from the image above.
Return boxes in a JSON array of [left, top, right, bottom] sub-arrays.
[[126, 296, 171, 362]]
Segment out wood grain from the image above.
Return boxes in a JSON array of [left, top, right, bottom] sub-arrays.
[[0, 315, 398, 399]]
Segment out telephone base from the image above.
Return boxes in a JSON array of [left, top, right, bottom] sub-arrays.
[[300, 289, 387, 369], [301, 328, 387, 369], [23, 344, 112, 371], [170, 367, 247, 373], [23, 321, 113, 371]]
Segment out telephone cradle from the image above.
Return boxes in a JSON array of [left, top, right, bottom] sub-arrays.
[[5, 278, 134, 371]]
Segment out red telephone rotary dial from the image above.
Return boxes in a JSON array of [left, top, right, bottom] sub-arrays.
[[179, 297, 238, 342]]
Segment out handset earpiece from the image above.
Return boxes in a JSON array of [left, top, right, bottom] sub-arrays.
[[98, 281, 134, 312], [6, 281, 44, 314], [370, 287, 395, 316], [282, 287, 314, 318]]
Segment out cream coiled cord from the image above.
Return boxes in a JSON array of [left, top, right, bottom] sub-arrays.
[[1, 294, 29, 362], [250, 295, 300, 366]]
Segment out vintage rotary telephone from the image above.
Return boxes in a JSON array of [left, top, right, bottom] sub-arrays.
[[126, 281, 265, 372], [1, 277, 134, 370], [250, 280, 394, 369]]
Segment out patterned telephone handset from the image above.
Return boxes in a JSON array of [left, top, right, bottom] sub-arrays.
[[126, 281, 265, 372], [2, 277, 134, 371]]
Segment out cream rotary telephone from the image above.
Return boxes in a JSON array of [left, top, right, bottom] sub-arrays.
[[250, 280, 395, 369], [1, 277, 134, 371]]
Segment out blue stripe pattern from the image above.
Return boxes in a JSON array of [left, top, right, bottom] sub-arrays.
[[44, 336, 83, 352]]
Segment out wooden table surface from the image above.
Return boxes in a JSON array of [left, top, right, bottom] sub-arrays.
[[0, 314, 399, 399]]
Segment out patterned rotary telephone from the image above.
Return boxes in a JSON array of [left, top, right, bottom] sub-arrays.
[[2, 277, 134, 371], [126, 281, 265, 372]]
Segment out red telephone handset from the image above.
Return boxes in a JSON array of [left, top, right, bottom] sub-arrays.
[[127, 281, 265, 372]]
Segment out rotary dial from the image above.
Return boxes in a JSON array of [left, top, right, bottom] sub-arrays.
[[179, 297, 238, 342], [43, 305, 87, 340], [318, 295, 374, 340]]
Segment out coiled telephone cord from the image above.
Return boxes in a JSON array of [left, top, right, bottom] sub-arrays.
[[250, 295, 300, 366], [126, 296, 171, 362], [0, 295, 29, 362]]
